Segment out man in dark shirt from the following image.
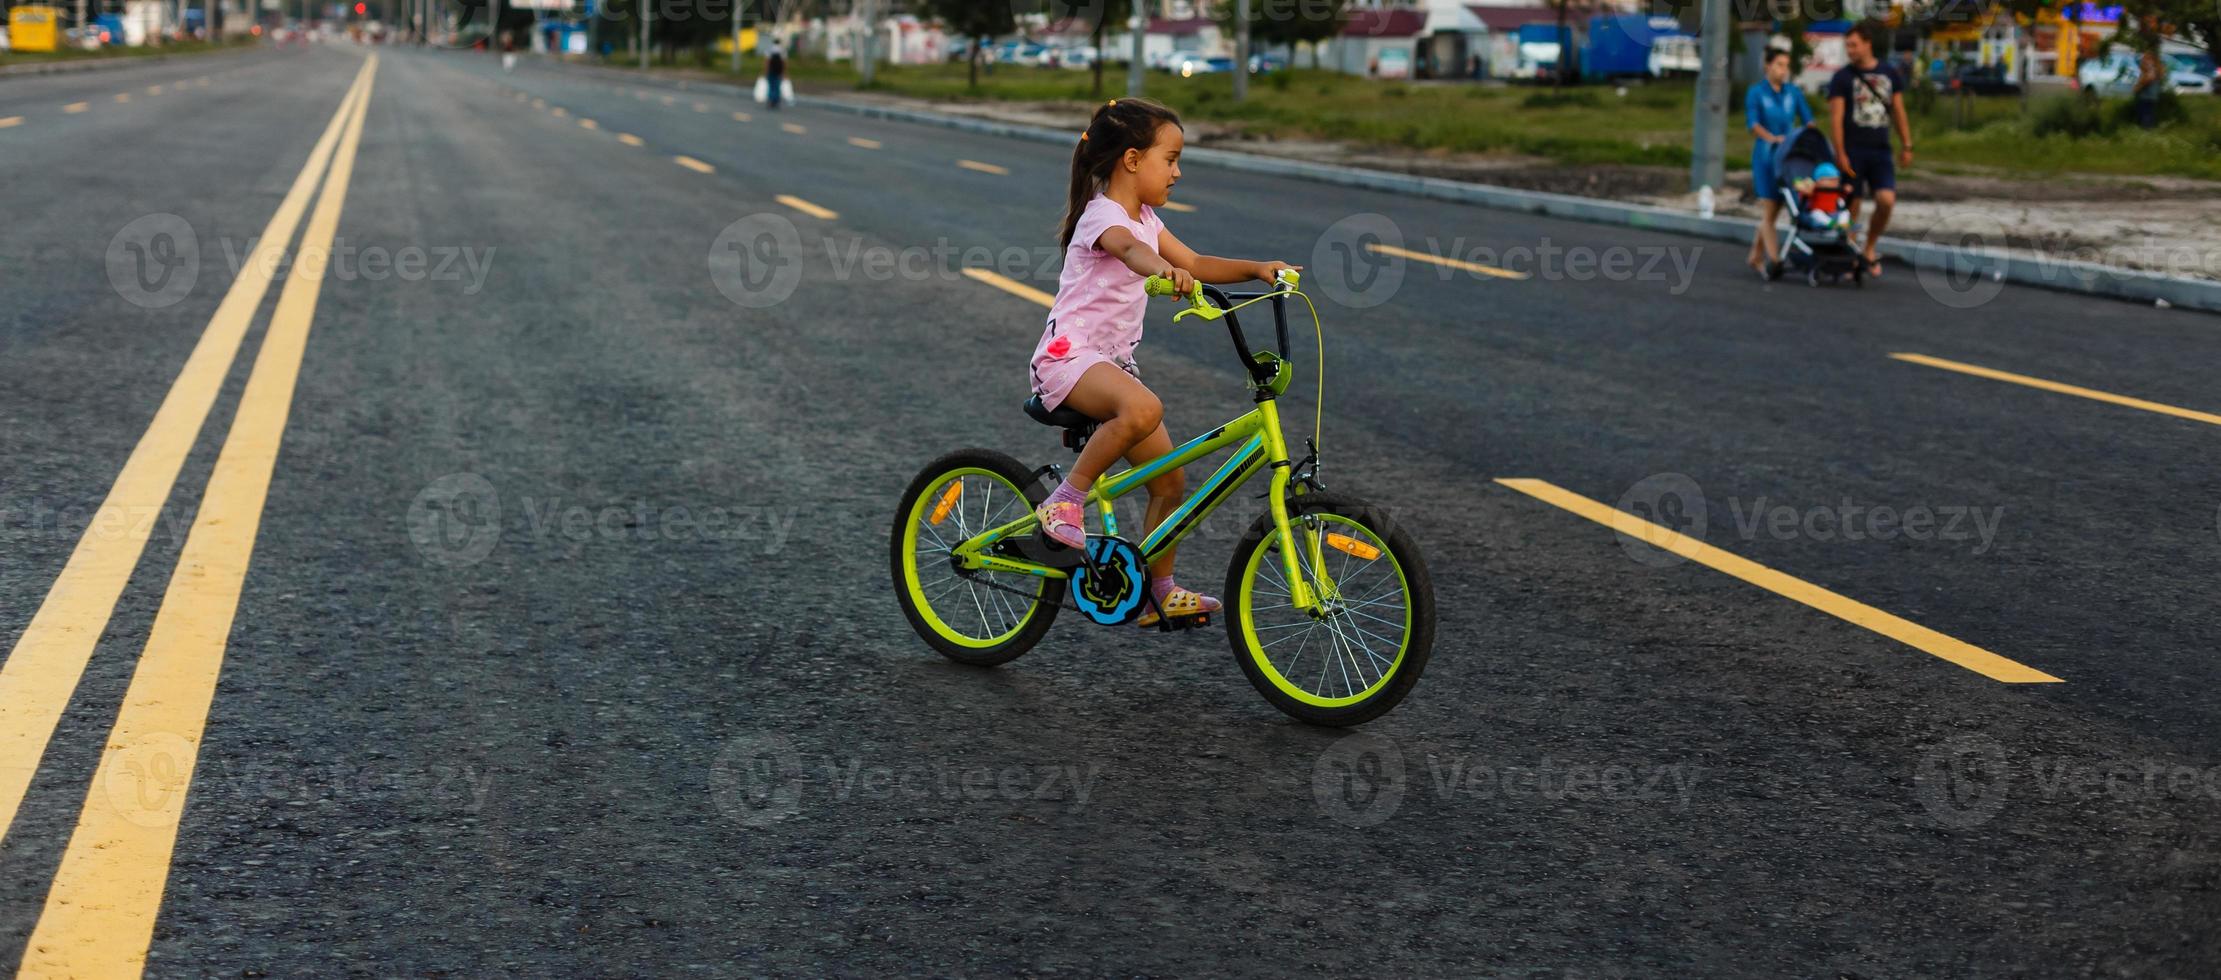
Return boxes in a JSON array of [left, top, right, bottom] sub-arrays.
[[1827, 21, 1914, 278]]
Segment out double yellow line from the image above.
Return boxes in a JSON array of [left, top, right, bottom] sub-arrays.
[[5, 54, 379, 978]]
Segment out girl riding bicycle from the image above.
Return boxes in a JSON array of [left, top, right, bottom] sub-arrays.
[[1029, 98, 1298, 627]]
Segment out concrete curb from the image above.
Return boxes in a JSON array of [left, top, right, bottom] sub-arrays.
[[506, 54, 2217, 315], [0, 44, 258, 77], [813, 97, 2221, 316]]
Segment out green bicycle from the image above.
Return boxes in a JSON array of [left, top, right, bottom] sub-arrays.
[[889, 271, 1436, 726]]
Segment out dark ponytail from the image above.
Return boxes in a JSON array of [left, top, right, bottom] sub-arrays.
[[1057, 98, 1182, 249]]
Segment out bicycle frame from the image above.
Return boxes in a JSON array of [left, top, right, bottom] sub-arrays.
[[948, 281, 1330, 614]]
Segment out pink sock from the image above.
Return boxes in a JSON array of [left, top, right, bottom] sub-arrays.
[[1151, 576, 1179, 602], [1047, 479, 1087, 509]]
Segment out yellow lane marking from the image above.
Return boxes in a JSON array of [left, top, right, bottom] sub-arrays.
[[847, 137, 881, 149], [0, 117, 20, 129], [780, 122, 806, 134], [0, 59, 373, 852], [961, 268, 1054, 308], [578, 118, 599, 130], [114, 92, 131, 102], [775, 194, 837, 220], [551, 106, 567, 117], [1159, 201, 1197, 212], [957, 159, 1009, 175], [22, 55, 380, 978], [732, 111, 752, 122], [1890, 352, 2221, 428], [63, 102, 89, 113], [1494, 478, 2062, 684], [674, 155, 715, 174], [146, 84, 163, 95], [532, 97, 547, 108], [693, 102, 709, 112], [660, 94, 675, 105], [1368, 241, 1528, 280], [617, 132, 645, 146]]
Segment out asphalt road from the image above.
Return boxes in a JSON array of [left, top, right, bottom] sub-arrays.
[[3, 42, 2218, 976]]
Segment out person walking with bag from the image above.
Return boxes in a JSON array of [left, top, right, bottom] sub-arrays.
[[1745, 48, 1810, 278], [1827, 21, 1914, 280]]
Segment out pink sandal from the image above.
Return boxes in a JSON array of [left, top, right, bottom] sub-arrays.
[[1035, 499, 1086, 549], [1136, 588, 1222, 628]]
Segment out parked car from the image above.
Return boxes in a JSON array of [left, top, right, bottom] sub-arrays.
[[2164, 51, 2216, 92], [2080, 50, 2213, 96], [64, 24, 109, 49], [1247, 52, 1285, 74], [1176, 55, 1234, 77], [1931, 62, 2021, 95]]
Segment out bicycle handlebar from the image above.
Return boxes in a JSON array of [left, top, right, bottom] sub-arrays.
[[1141, 270, 1305, 390]]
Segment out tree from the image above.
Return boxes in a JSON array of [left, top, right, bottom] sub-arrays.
[[930, 0, 1017, 90], [1042, 0, 1134, 97], [1213, 0, 1347, 69]]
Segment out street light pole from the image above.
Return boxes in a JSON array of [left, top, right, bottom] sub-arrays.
[[1689, 0, 1729, 193], [1231, 0, 1246, 101], [1125, 3, 1143, 97], [637, 0, 647, 69]]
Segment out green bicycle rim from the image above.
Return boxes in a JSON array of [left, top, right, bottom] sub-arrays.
[[1237, 514, 1412, 707], [903, 467, 1043, 649]]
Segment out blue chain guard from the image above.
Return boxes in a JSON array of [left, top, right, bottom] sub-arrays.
[[1071, 535, 1147, 626]]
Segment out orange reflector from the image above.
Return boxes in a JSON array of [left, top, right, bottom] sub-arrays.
[[1324, 532, 1380, 560], [929, 482, 963, 525]]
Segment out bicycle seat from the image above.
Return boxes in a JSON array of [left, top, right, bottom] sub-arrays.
[[1023, 395, 1098, 430]]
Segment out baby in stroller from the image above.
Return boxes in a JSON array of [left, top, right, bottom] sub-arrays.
[[1770, 128, 1866, 286]]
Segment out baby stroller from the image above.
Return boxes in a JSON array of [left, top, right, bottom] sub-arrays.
[[1769, 127, 1864, 287]]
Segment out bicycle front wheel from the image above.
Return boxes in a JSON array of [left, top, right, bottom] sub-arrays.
[[1225, 493, 1435, 726], [891, 449, 1063, 666]]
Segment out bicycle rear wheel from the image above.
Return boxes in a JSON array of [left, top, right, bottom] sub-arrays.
[[891, 449, 1063, 666], [1225, 493, 1435, 726]]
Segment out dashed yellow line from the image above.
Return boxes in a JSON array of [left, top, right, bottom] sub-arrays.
[[775, 194, 837, 220], [693, 102, 709, 112], [961, 268, 1055, 308], [732, 111, 753, 122], [847, 137, 881, 149], [0, 117, 21, 129], [1494, 478, 2062, 684], [1368, 242, 1527, 280], [674, 155, 715, 174], [114, 92, 131, 103], [146, 84, 163, 95], [551, 106, 568, 117], [1890, 353, 2221, 428], [781, 122, 807, 134], [617, 133, 645, 146], [531, 98, 547, 109], [957, 159, 1009, 175], [578, 118, 599, 130], [660, 94, 675, 105], [63, 101, 89, 113]]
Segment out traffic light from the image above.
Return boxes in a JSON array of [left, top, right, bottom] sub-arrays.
[[354, 2, 366, 13]]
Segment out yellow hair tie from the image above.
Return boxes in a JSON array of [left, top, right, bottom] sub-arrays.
[[1107, 99, 1117, 107]]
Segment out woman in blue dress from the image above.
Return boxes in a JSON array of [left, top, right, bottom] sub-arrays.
[[1744, 48, 1812, 277]]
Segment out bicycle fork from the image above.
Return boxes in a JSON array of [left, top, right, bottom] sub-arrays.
[[1258, 402, 1330, 616]]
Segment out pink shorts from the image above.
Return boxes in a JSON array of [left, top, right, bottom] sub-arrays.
[[1029, 351, 1140, 413]]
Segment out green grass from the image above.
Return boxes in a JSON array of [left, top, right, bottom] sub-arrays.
[[0, 37, 257, 68], [673, 55, 2221, 181]]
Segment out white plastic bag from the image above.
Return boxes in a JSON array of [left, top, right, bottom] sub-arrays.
[[751, 77, 796, 105]]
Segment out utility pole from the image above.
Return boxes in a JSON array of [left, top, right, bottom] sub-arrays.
[[1231, 0, 1246, 101], [490, 0, 501, 51], [637, 0, 647, 68], [854, 0, 873, 85], [1689, 0, 1729, 193], [729, 0, 741, 73], [1125, 1, 1143, 97]]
